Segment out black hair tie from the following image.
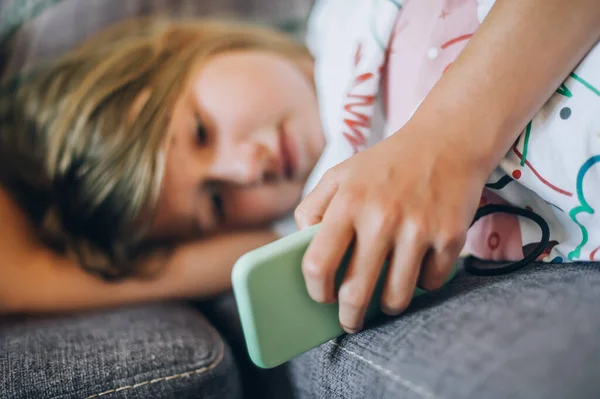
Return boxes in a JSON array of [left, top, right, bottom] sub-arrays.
[[463, 204, 551, 276]]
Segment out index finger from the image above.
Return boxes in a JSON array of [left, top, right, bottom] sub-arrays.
[[302, 196, 354, 304], [294, 170, 339, 230]]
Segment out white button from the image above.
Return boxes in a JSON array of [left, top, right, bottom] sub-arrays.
[[427, 47, 439, 59]]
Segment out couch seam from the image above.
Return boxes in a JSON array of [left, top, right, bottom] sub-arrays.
[[328, 340, 438, 399], [82, 340, 225, 399]]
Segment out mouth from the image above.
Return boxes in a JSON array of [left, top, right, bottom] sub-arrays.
[[279, 123, 299, 180]]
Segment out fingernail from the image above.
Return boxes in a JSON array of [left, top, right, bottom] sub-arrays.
[[307, 290, 331, 305], [341, 323, 362, 334], [381, 305, 399, 316]]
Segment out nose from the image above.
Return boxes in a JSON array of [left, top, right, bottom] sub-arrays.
[[213, 140, 276, 186]]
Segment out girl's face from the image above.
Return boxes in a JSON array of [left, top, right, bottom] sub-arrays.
[[147, 50, 325, 240]]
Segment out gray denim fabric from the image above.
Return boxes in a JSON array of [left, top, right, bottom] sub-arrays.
[[0, 303, 241, 399], [2, 263, 599, 398], [287, 261, 600, 399]]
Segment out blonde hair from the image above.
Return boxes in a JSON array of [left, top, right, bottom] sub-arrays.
[[0, 16, 311, 280]]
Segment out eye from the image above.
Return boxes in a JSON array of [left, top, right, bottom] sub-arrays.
[[197, 123, 208, 146], [211, 188, 225, 223]]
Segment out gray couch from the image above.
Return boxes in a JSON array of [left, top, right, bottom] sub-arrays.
[[2, 1, 600, 398], [206, 261, 600, 399], [2, 261, 599, 398]]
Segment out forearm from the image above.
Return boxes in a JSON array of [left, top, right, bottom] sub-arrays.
[[1, 230, 276, 314], [412, 0, 600, 177]]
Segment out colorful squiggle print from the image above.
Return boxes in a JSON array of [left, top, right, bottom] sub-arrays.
[[568, 155, 600, 260]]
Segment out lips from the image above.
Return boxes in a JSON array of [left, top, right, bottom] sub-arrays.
[[279, 124, 299, 180]]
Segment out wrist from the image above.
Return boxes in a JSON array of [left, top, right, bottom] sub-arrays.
[[407, 86, 518, 181]]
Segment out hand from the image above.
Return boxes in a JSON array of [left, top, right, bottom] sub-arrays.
[[294, 119, 488, 333]]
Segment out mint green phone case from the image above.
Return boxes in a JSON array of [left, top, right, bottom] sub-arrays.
[[232, 224, 457, 369]]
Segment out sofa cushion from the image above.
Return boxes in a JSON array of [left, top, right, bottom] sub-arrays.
[[0, 303, 241, 399], [288, 261, 600, 399]]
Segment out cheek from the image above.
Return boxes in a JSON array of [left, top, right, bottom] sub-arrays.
[[146, 182, 192, 239], [224, 182, 304, 227], [146, 149, 201, 239]]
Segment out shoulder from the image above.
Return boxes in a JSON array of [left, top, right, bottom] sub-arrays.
[[306, 0, 364, 139], [306, 0, 365, 66]]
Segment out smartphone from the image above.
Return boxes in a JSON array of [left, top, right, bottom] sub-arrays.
[[232, 224, 457, 369]]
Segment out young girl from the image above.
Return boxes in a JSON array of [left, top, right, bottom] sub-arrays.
[[1, 0, 599, 338], [0, 18, 325, 313]]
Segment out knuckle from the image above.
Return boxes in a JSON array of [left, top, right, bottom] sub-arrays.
[[302, 256, 331, 281], [381, 292, 412, 315], [338, 283, 368, 310], [294, 205, 312, 225], [365, 203, 397, 237], [408, 220, 429, 243], [401, 210, 429, 235]]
